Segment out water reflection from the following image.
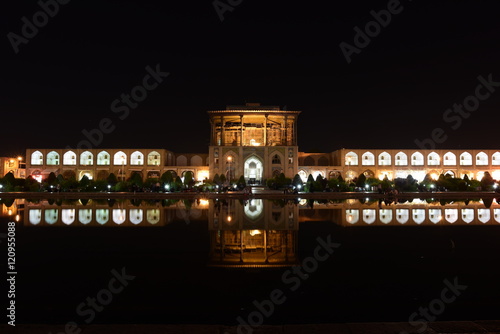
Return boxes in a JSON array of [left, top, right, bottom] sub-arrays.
[[0, 197, 497, 227], [208, 199, 298, 268]]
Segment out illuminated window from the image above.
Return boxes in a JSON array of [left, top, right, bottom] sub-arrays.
[[131, 151, 144, 165], [362, 152, 375, 166], [31, 151, 43, 165], [146, 152, 161, 166], [427, 152, 440, 166], [443, 152, 456, 166], [63, 151, 77, 165], [80, 151, 93, 166], [46, 151, 60, 165], [460, 152, 472, 166], [114, 152, 127, 165], [476, 152, 488, 166], [378, 152, 391, 166], [492, 152, 500, 166], [411, 152, 424, 166], [97, 151, 110, 165], [395, 152, 407, 166], [345, 152, 358, 166]]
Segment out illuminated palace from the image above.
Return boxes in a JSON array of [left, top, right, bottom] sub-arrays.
[[24, 103, 500, 183]]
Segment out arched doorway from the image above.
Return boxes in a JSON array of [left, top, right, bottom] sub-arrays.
[[244, 156, 263, 185]]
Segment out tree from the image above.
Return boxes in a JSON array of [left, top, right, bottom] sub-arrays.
[[161, 171, 174, 184], [236, 175, 246, 189], [292, 174, 302, 188], [213, 173, 221, 186], [183, 171, 194, 189], [79, 175, 91, 191], [481, 171, 495, 191], [46, 172, 58, 186], [107, 173, 118, 185], [355, 173, 366, 188], [128, 172, 143, 187], [3, 172, 16, 186], [173, 176, 183, 191]]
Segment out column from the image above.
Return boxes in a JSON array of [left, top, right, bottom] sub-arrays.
[[284, 115, 288, 145], [240, 115, 244, 146], [293, 116, 298, 145], [220, 115, 225, 146], [264, 114, 268, 146]]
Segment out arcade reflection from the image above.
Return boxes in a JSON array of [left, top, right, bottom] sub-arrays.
[[2, 196, 500, 269], [208, 199, 298, 268], [4, 197, 500, 229]]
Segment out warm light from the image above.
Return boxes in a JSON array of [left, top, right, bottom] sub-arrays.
[[15, 215, 20, 222], [249, 139, 260, 146], [249, 229, 261, 236], [199, 199, 209, 206], [197, 170, 209, 181], [17, 156, 22, 161], [430, 173, 439, 180], [8, 209, 13, 216], [227, 215, 232, 222], [227, 156, 232, 162], [10, 159, 14, 163]]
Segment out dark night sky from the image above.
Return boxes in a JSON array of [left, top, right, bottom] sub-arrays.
[[1, 0, 500, 157]]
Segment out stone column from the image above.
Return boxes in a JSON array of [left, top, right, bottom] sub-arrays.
[[240, 115, 244, 146]]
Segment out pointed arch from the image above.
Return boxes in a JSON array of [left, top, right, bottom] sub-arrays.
[[476, 151, 488, 166], [46, 151, 60, 166], [80, 151, 94, 166], [114, 151, 127, 165], [130, 151, 144, 165], [303, 156, 315, 166], [31, 151, 43, 165], [345, 152, 358, 166], [317, 156, 329, 166], [191, 155, 203, 166], [63, 151, 77, 165], [427, 152, 440, 166], [395, 152, 407, 166], [378, 152, 391, 166], [443, 152, 456, 166], [244, 155, 263, 184], [148, 151, 161, 166], [97, 151, 110, 165], [492, 152, 500, 166], [176, 155, 187, 166], [411, 152, 424, 166], [460, 152, 472, 166], [362, 152, 375, 166]]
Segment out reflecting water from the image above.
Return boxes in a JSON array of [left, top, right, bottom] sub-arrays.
[[2, 197, 500, 325], [8, 197, 500, 227]]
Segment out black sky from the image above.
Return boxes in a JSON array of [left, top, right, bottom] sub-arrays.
[[1, 0, 499, 157]]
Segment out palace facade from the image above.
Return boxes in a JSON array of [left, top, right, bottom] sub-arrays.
[[23, 103, 500, 183]]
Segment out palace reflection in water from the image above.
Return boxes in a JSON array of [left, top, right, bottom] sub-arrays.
[[2, 197, 500, 268]]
